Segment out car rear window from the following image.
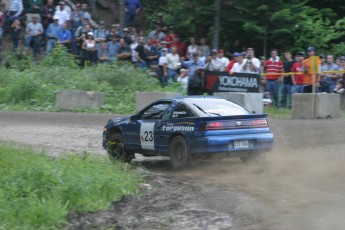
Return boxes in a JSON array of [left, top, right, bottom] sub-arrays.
[[184, 98, 250, 117]]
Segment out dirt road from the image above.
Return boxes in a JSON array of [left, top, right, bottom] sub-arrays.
[[1, 111, 345, 230]]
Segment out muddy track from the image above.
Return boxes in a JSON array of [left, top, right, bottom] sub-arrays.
[[1, 111, 345, 230]]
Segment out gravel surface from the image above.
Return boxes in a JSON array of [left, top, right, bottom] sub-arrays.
[[1, 111, 345, 230]]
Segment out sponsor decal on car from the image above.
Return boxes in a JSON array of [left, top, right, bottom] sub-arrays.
[[162, 124, 195, 132]]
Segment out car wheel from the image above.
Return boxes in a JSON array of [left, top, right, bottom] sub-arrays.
[[169, 136, 190, 169], [107, 133, 132, 163]]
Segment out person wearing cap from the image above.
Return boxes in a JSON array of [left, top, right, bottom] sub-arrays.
[[124, 0, 142, 26], [243, 47, 260, 74], [206, 49, 223, 71], [187, 37, 198, 60], [218, 49, 230, 67], [225, 52, 239, 72], [26, 0, 43, 25], [229, 52, 244, 74], [46, 15, 61, 55], [264, 49, 283, 107], [122, 27, 132, 45], [25, 15, 43, 61], [158, 48, 168, 85], [303, 46, 321, 93], [320, 54, 340, 93], [42, 0, 55, 30], [81, 31, 97, 66], [54, 1, 70, 25], [291, 52, 306, 94], [280, 51, 295, 108], [94, 21, 109, 49]]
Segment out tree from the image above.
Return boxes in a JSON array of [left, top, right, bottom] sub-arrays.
[[212, 0, 221, 49]]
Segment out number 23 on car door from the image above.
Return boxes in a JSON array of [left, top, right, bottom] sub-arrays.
[[140, 123, 155, 150]]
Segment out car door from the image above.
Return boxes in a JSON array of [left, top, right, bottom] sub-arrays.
[[125, 102, 172, 153]]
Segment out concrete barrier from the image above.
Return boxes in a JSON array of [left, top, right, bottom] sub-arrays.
[[56, 91, 105, 110], [214, 92, 263, 114], [136, 92, 182, 111], [292, 93, 341, 119]]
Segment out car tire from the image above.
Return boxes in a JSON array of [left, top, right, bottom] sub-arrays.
[[107, 133, 132, 163], [169, 136, 190, 169]]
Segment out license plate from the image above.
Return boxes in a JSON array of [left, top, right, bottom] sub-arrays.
[[233, 140, 249, 149]]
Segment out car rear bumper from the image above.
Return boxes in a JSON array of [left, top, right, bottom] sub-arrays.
[[188, 132, 274, 155]]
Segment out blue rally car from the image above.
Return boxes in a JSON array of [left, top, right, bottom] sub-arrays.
[[102, 97, 274, 169]]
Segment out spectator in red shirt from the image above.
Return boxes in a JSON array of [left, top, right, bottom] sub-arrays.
[[291, 52, 306, 94], [164, 26, 177, 49], [264, 49, 283, 107], [175, 35, 187, 57], [226, 54, 238, 72]]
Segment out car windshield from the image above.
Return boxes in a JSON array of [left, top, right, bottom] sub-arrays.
[[184, 98, 250, 117]]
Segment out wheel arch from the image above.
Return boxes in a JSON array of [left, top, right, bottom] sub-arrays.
[[107, 126, 122, 140], [168, 132, 189, 147]]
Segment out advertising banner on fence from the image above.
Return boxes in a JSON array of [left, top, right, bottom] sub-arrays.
[[204, 71, 260, 93]]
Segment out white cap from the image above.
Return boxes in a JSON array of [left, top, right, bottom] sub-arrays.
[[87, 32, 93, 36], [53, 15, 59, 20]]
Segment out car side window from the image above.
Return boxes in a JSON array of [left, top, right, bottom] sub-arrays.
[[140, 103, 171, 120], [171, 104, 195, 119]]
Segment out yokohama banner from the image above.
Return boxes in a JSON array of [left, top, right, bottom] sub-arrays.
[[203, 71, 260, 93]]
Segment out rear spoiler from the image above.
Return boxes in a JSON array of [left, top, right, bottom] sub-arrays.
[[191, 114, 268, 121]]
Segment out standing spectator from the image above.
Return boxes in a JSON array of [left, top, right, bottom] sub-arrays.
[[259, 56, 266, 93], [10, 18, 21, 51], [207, 49, 224, 71], [42, 0, 55, 31], [57, 22, 72, 51], [164, 26, 177, 49], [7, 0, 23, 21], [157, 41, 170, 57], [124, 0, 142, 26], [187, 37, 198, 59], [117, 38, 131, 61], [182, 53, 205, 77], [26, 0, 43, 24], [291, 52, 306, 94], [154, 13, 166, 31], [25, 15, 43, 62], [227, 39, 241, 57], [148, 25, 165, 42], [45, 16, 61, 55], [243, 47, 260, 74], [197, 48, 206, 64], [303, 46, 320, 93], [135, 36, 146, 68], [98, 41, 109, 63], [226, 54, 237, 73], [175, 36, 187, 57], [107, 24, 121, 42], [54, 2, 70, 25], [281, 51, 295, 108], [107, 35, 120, 62], [166, 46, 180, 82], [320, 54, 340, 93], [94, 21, 109, 49], [218, 50, 230, 68], [80, 3, 91, 22], [184, 54, 205, 95], [158, 48, 168, 85], [75, 22, 92, 56], [70, 3, 83, 32], [264, 49, 283, 107], [336, 57, 342, 68], [230, 52, 244, 74], [81, 32, 97, 66], [199, 38, 210, 57], [145, 39, 159, 67], [129, 35, 138, 65], [128, 25, 138, 37]]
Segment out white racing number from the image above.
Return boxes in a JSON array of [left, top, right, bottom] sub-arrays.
[[140, 123, 155, 150]]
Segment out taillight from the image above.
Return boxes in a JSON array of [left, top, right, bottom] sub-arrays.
[[200, 121, 225, 130], [251, 119, 268, 127]]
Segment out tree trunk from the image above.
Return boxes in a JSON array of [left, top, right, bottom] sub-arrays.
[[212, 0, 221, 50], [118, 0, 125, 28]]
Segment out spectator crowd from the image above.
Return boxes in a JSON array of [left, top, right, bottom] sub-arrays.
[[0, 0, 344, 103]]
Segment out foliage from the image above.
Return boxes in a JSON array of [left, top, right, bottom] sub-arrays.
[[40, 45, 79, 69], [0, 59, 183, 114], [0, 144, 140, 229]]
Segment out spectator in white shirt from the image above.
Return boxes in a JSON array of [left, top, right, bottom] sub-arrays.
[[242, 47, 261, 74], [230, 52, 245, 74], [54, 2, 70, 25], [218, 49, 230, 67]]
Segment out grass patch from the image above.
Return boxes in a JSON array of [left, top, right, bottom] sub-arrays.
[[264, 107, 292, 119], [0, 145, 140, 229], [0, 46, 182, 114]]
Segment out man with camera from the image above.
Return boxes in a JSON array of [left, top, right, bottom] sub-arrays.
[[242, 47, 260, 74]]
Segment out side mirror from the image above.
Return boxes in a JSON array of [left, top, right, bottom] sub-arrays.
[[130, 114, 140, 122]]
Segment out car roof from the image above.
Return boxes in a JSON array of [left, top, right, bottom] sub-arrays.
[[156, 96, 224, 103]]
